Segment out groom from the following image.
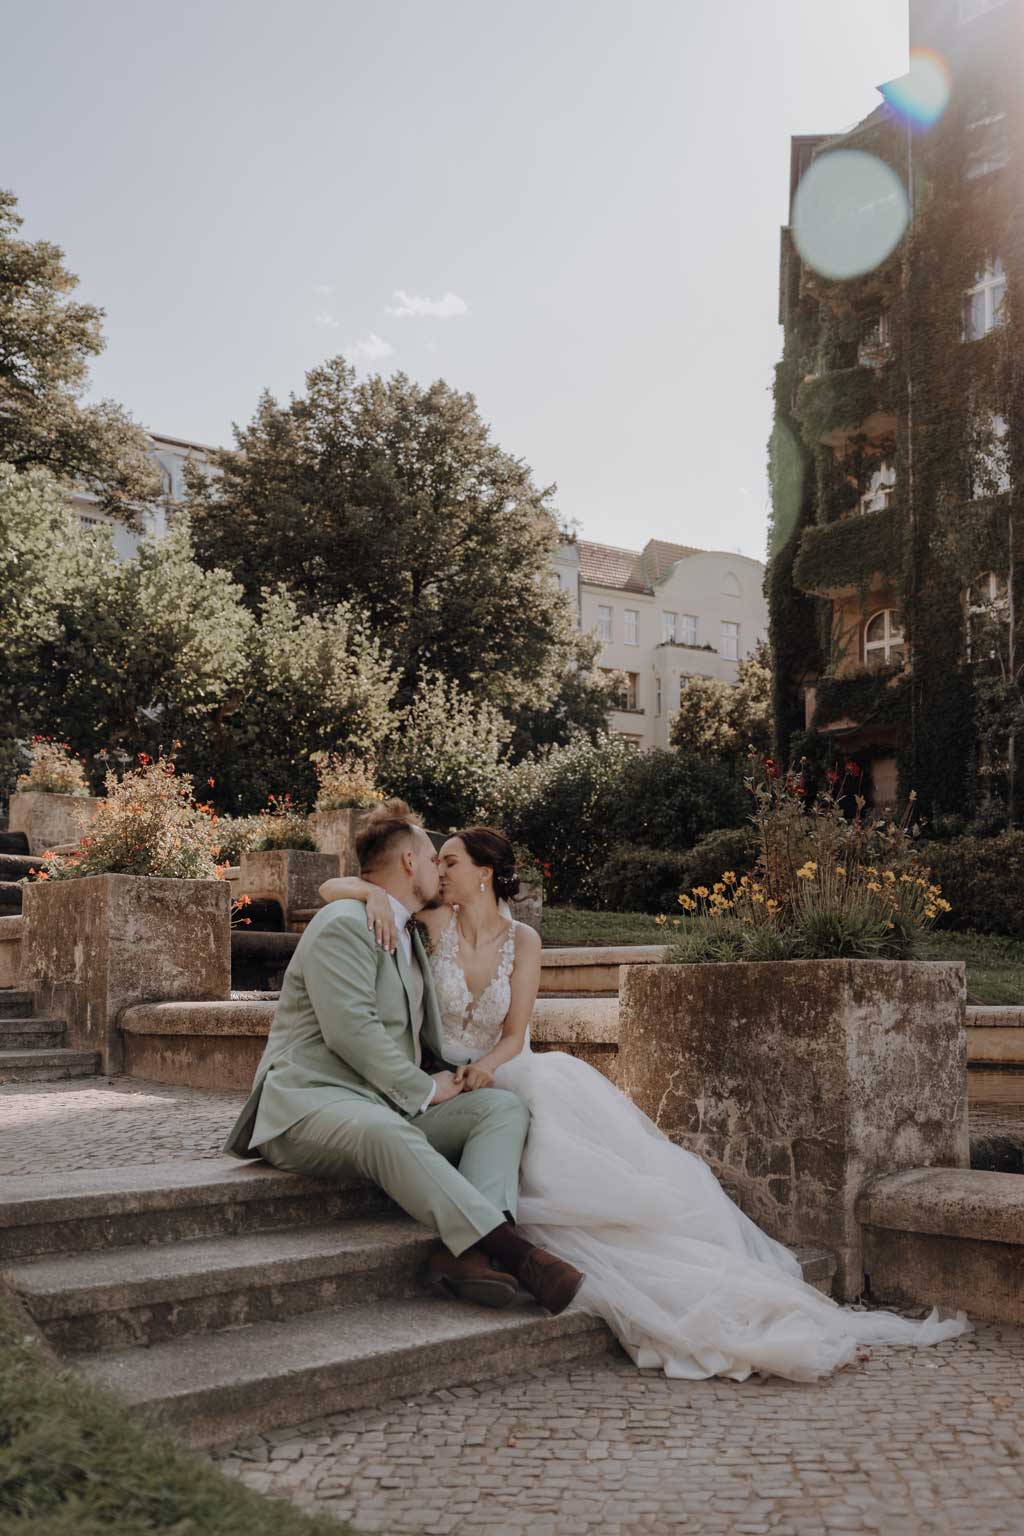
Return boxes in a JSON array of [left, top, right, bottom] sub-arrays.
[[224, 800, 584, 1314]]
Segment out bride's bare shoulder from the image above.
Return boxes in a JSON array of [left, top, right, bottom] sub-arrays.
[[513, 922, 541, 959]]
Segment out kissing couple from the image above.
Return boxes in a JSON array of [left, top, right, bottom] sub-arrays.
[[227, 800, 967, 1382]]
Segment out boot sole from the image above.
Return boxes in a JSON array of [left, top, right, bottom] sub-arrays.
[[427, 1272, 520, 1309]]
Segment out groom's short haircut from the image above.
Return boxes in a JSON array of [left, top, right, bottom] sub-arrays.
[[356, 798, 426, 875]]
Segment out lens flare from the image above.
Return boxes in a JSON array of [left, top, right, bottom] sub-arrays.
[[792, 149, 910, 282], [882, 48, 952, 128]]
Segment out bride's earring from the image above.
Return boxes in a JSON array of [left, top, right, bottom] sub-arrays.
[[479, 881, 486, 892]]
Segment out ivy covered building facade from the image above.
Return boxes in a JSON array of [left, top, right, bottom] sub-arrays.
[[768, 0, 1023, 822]]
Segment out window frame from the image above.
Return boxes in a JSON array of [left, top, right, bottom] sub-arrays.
[[623, 608, 639, 647], [678, 614, 698, 646], [859, 461, 897, 516], [964, 260, 1006, 341], [720, 620, 740, 661], [597, 604, 614, 643], [662, 610, 677, 644], [863, 608, 906, 666]]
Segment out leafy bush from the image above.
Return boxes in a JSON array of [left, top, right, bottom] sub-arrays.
[[248, 795, 317, 852], [211, 814, 265, 864], [666, 758, 950, 962], [676, 826, 759, 893], [379, 672, 511, 830], [596, 846, 692, 914], [16, 737, 91, 796], [38, 753, 221, 881], [311, 751, 384, 811], [600, 747, 747, 853], [924, 831, 1024, 938]]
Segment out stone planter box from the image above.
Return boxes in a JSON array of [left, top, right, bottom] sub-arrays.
[[9, 791, 101, 855], [22, 875, 231, 1074], [509, 878, 542, 934], [618, 959, 969, 1301], [0, 914, 23, 987], [310, 808, 374, 876], [237, 849, 341, 931]]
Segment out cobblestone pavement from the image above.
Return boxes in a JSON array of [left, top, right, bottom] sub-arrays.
[[0, 1076, 244, 1174], [211, 1325, 1024, 1536]]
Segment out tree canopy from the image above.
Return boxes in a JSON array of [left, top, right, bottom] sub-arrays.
[[0, 190, 159, 515]]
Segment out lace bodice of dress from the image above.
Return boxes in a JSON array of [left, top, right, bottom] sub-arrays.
[[430, 911, 517, 1062]]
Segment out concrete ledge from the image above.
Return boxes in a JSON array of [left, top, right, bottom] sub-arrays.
[[531, 995, 618, 1045], [966, 1006, 1024, 1065], [856, 1167, 1024, 1245], [539, 944, 668, 996]]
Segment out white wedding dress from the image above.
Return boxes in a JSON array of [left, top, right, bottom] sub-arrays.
[[430, 911, 970, 1383]]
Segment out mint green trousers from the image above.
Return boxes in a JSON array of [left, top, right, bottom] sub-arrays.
[[259, 1087, 529, 1256]]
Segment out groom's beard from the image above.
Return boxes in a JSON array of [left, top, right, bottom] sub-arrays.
[[412, 885, 444, 913]]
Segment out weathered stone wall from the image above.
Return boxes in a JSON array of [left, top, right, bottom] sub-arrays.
[[310, 809, 372, 876], [237, 850, 341, 932], [619, 959, 969, 1300], [9, 792, 101, 855], [22, 876, 231, 1073]]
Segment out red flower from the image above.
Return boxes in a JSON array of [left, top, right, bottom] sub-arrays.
[[826, 769, 840, 785], [844, 760, 862, 778], [208, 777, 216, 787], [138, 752, 150, 765]]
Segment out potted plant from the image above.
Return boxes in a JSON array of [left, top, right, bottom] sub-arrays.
[[236, 792, 340, 930], [8, 738, 101, 854], [309, 752, 384, 874], [619, 758, 968, 1301], [21, 752, 231, 1072]]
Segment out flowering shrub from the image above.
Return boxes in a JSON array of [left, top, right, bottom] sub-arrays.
[[16, 738, 91, 797], [36, 753, 222, 881], [379, 673, 511, 830], [211, 815, 265, 865], [248, 794, 317, 852], [311, 751, 384, 812], [666, 758, 951, 962]]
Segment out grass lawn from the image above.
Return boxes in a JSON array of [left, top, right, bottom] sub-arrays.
[[543, 908, 1024, 1005], [0, 1288, 348, 1535]]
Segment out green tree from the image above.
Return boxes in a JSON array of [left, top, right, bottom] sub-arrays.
[[0, 191, 159, 516], [670, 643, 774, 761], [187, 359, 602, 728], [378, 672, 511, 829]]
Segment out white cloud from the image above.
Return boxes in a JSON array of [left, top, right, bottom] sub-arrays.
[[315, 311, 341, 328], [343, 332, 395, 365], [384, 289, 468, 319]]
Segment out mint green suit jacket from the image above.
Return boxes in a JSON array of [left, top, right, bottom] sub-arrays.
[[224, 899, 449, 1157]]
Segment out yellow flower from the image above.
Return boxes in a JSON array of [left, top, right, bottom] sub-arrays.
[[797, 867, 815, 880], [883, 870, 896, 883], [867, 881, 881, 892], [766, 898, 780, 912], [672, 918, 681, 927], [900, 873, 914, 883], [885, 921, 895, 930], [654, 914, 667, 926], [723, 871, 737, 884], [866, 866, 878, 877], [835, 866, 846, 877], [752, 892, 765, 904], [694, 886, 709, 899], [740, 875, 750, 887], [678, 894, 696, 912], [713, 882, 726, 894]]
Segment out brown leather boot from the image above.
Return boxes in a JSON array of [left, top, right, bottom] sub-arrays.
[[426, 1247, 520, 1309], [518, 1246, 586, 1315]]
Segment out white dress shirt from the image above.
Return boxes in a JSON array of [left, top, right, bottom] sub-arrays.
[[387, 895, 436, 1115]]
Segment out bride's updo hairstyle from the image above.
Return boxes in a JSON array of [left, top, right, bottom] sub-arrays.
[[457, 826, 519, 901]]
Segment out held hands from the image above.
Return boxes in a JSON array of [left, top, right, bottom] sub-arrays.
[[430, 1070, 464, 1104], [365, 887, 399, 952], [453, 1063, 495, 1091]]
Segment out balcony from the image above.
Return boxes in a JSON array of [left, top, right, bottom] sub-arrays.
[[811, 665, 909, 737], [793, 505, 901, 596], [794, 365, 898, 450]]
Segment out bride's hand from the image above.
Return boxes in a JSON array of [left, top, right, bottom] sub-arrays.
[[454, 1063, 495, 1091], [365, 887, 398, 951]]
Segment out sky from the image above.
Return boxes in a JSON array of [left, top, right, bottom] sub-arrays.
[[2, 0, 908, 561]]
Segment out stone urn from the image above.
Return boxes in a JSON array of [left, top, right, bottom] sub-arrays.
[[9, 790, 101, 855], [21, 875, 231, 1074], [237, 849, 341, 930], [310, 807, 375, 875], [618, 958, 969, 1300], [508, 877, 543, 934]]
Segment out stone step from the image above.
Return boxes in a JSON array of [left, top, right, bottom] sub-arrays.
[[0, 1019, 63, 1050], [966, 1007, 1024, 1066], [0, 1047, 99, 1083], [0, 881, 22, 915], [538, 945, 668, 997], [0, 988, 35, 1019], [857, 1167, 1024, 1326], [4, 1216, 438, 1354], [0, 916, 24, 990], [0, 1157, 392, 1259], [77, 1293, 618, 1445]]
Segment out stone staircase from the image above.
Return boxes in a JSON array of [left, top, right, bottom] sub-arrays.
[[0, 987, 99, 1083], [0, 1155, 836, 1446]]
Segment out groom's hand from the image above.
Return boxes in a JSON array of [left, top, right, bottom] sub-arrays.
[[430, 1070, 464, 1104]]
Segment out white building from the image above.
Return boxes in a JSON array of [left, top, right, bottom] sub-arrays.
[[71, 432, 218, 558], [555, 536, 769, 748]]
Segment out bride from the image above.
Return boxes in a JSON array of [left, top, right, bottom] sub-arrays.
[[319, 825, 968, 1384]]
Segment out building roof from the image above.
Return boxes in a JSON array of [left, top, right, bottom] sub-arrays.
[[639, 539, 702, 585], [577, 541, 650, 593]]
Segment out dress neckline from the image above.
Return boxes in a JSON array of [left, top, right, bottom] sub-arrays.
[[441, 910, 516, 1014]]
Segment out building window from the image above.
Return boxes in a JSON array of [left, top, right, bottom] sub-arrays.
[[857, 310, 891, 367], [958, 0, 1009, 20], [625, 672, 639, 711], [662, 610, 677, 644], [860, 462, 896, 515], [864, 609, 906, 666], [624, 609, 639, 646], [678, 675, 692, 708], [966, 572, 1009, 662], [678, 614, 697, 646], [655, 675, 662, 716], [964, 260, 1006, 341], [966, 105, 1009, 180], [597, 604, 613, 643], [720, 621, 740, 661], [971, 414, 1011, 498], [80, 515, 101, 529]]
